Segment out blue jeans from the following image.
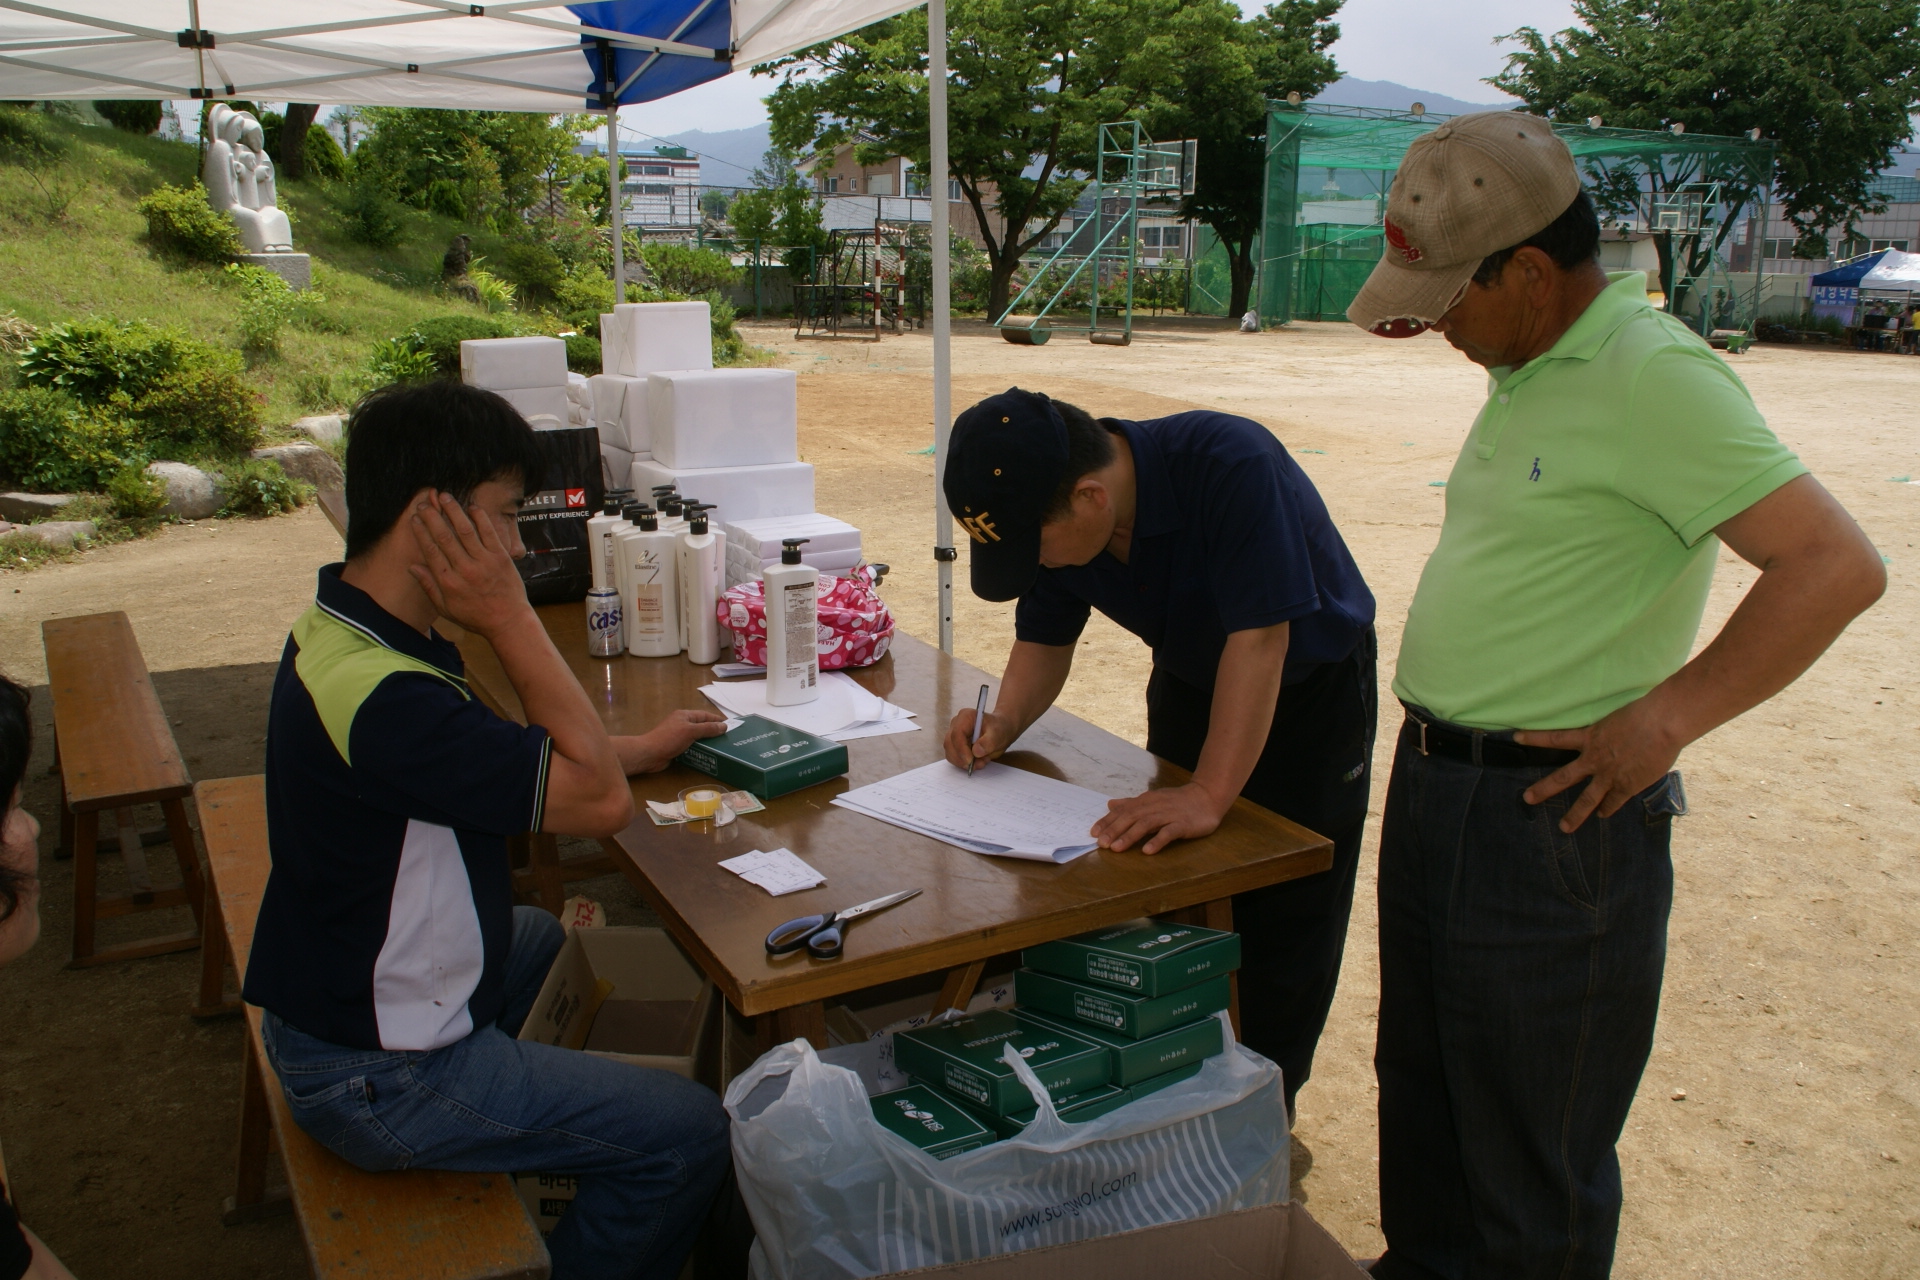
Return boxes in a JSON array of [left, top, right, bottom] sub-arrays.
[[260, 907, 732, 1280], [1373, 717, 1677, 1280]]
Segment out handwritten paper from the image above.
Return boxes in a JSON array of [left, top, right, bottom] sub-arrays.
[[719, 847, 826, 896], [831, 761, 1113, 863]]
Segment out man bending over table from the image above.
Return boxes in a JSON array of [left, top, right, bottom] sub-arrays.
[[243, 381, 730, 1280]]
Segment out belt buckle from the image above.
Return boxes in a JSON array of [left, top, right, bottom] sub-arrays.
[[1416, 718, 1429, 756]]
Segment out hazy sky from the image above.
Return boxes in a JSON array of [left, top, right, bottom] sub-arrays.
[[617, 0, 1578, 137]]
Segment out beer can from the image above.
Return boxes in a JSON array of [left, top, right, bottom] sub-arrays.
[[586, 587, 623, 658]]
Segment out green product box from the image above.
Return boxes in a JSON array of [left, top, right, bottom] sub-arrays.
[[1014, 1008, 1224, 1087], [675, 714, 849, 799], [868, 1085, 996, 1159], [1014, 968, 1232, 1039], [892, 1009, 1111, 1117], [1126, 1059, 1205, 1103], [1022, 919, 1241, 997], [946, 1082, 1132, 1139]]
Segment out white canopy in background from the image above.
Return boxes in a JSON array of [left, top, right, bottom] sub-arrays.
[[3, 0, 961, 652], [1860, 248, 1920, 290], [0, 0, 918, 108]]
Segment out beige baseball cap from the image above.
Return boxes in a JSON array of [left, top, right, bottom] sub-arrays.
[[1348, 111, 1582, 338]]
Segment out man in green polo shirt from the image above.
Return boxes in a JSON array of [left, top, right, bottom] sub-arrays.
[[1348, 113, 1885, 1280]]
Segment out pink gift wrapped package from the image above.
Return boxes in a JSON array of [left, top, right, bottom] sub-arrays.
[[718, 566, 896, 670]]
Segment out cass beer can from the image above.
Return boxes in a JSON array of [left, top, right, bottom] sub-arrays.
[[585, 587, 623, 658]]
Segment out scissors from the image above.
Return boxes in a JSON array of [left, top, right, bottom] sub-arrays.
[[764, 888, 922, 960]]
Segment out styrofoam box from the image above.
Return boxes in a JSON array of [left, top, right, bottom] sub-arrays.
[[460, 336, 567, 390], [648, 368, 798, 470], [588, 373, 650, 454], [599, 312, 621, 375], [630, 458, 814, 529], [724, 513, 862, 560], [608, 301, 712, 377], [496, 384, 570, 425], [601, 443, 633, 491], [726, 548, 865, 586]]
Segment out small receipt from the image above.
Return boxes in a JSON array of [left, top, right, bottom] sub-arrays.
[[720, 847, 825, 896]]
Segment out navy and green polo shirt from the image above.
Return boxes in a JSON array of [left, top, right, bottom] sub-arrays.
[[242, 565, 552, 1052], [1014, 411, 1375, 689]]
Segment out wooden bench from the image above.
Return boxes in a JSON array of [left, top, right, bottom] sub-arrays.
[[194, 775, 550, 1280], [42, 612, 208, 969]]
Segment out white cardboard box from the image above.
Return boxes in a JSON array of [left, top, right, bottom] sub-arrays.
[[460, 335, 567, 390], [588, 373, 650, 454], [724, 513, 863, 560], [495, 384, 570, 427], [606, 300, 712, 376], [648, 368, 798, 470], [630, 457, 815, 528], [600, 443, 634, 491]]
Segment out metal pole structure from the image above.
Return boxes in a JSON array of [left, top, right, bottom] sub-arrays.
[[929, 0, 955, 654], [601, 41, 625, 305]]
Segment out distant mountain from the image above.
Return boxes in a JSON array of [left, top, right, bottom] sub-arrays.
[[660, 123, 772, 187], [1311, 76, 1513, 117]]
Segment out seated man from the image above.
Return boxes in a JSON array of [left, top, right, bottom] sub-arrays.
[[243, 381, 731, 1280]]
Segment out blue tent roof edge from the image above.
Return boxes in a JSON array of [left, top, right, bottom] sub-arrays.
[[1810, 250, 1889, 287]]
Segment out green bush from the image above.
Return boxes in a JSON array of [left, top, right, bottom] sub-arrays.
[[482, 239, 567, 305], [136, 183, 243, 261], [641, 244, 744, 295], [367, 337, 439, 385], [133, 360, 263, 453], [0, 106, 62, 164], [704, 291, 744, 364], [94, 100, 161, 134], [106, 463, 167, 517], [17, 318, 181, 401], [469, 264, 516, 314], [343, 175, 406, 248], [218, 458, 311, 517], [564, 333, 600, 373], [404, 314, 518, 376], [0, 387, 134, 492], [225, 262, 330, 353], [554, 271, 615, 335], [304, 127, 348, 182]]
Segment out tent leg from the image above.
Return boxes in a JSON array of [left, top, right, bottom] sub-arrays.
[[930, 0, 954, 655], [607, 101, 625, 306]]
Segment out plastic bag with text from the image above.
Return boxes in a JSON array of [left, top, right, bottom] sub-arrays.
[[724, 1015, 1289, 1280]]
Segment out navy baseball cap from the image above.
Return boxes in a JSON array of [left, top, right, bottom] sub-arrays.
[[942, 388, 1069, 602]]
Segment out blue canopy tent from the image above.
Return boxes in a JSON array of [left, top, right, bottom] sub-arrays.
[[1808, 251, 1887, 325], [0, 0, 963, 649]]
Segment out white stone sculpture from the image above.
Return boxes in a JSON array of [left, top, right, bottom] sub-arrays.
[[201, 104, 294, 254]]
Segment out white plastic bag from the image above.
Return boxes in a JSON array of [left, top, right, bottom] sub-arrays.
[[725, 1014, 1289, 1279]]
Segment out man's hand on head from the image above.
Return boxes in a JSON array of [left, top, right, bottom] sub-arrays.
[[1091, 782, 1231, 855], [408, 491, 531, 639]]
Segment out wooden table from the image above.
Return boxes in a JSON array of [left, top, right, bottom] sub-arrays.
[[458, 605, 1333, 1049]]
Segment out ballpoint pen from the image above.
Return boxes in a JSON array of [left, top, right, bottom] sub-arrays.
[[967, 683, 989, 776]]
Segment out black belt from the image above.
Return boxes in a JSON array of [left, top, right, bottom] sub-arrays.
[[1400, 703, 1580, 769]]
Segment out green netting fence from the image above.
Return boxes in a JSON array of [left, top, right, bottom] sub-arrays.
[[1256, 104, 1777, 329]]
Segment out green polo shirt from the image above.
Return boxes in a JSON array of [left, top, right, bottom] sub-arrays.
[[1394, 272, 1806, 730]]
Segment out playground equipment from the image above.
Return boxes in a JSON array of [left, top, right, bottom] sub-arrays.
[[1254, 104, 1776, 333], [793, 223, 923, 339], [995, 122, 1195, 345]]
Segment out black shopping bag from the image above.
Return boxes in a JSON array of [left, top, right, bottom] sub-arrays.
[[516, 426, 604, 605]]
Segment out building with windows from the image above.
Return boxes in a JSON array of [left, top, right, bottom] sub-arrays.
[[578, 141, 704, 231], [1743, 174, 1920, 275], [803, 142, 1005, 246]]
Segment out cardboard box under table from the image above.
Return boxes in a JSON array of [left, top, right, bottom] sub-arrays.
[[513, 926, 719, 1232], [1016, 968, 1233, 1039], [1023, 919, 1241, 997], [448, 601, 1334, 1065], [889, 1201, 1367, 1279], [1015, 1007, 1224, 1087], [893, 1010, 1109, 1117]]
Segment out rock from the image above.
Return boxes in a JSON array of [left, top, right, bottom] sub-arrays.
[[0, 492, 74, 523], [289, 414, 344, 444], [251, 443, 343, 490], [0, 520, 15, 537], [232, 251, 312, 291], [146, 461, 225, 519], [22, 520, 97, 550]]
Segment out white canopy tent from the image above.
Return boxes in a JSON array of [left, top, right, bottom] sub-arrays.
[[1859, 247, 1920, 290], [1, 0, 960, 650]]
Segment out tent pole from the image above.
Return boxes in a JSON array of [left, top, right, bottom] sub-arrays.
[[608, 101, 625, 305], [929, 0, 954, 655]]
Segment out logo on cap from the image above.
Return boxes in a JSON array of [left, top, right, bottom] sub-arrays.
[[960, 513, 1000, 544], [1384, 218, 1423, 264]]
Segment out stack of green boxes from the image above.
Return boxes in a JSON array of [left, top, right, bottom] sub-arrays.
[[870, 921, 1240, 1154]]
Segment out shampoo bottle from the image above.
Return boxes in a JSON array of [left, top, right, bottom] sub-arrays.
[[587, 496, 627, 592], [677, 503, 722, 665], [763, 538, 820, 706], [621, 509, 681, 657]]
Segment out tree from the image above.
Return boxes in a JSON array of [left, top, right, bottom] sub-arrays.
[[763, 0, 1245, 317], [277, 103, 318, 180], [1493, 0, 1920, 310], [353, 108, 592, 228], [1145, 1, 1342, 315], [727, 148, 829, 278]]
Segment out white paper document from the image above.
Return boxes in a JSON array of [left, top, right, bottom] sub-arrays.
[[719, 847, 826, 896], [699, 672, 918, 742], [831, 760, 1114, 863]]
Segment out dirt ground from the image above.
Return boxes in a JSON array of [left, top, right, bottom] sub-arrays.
[[0, 315, 1913, 1276]]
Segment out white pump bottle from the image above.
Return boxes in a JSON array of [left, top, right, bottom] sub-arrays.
[[677, 503, 722, 665], [763, 538, 820, 706]]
